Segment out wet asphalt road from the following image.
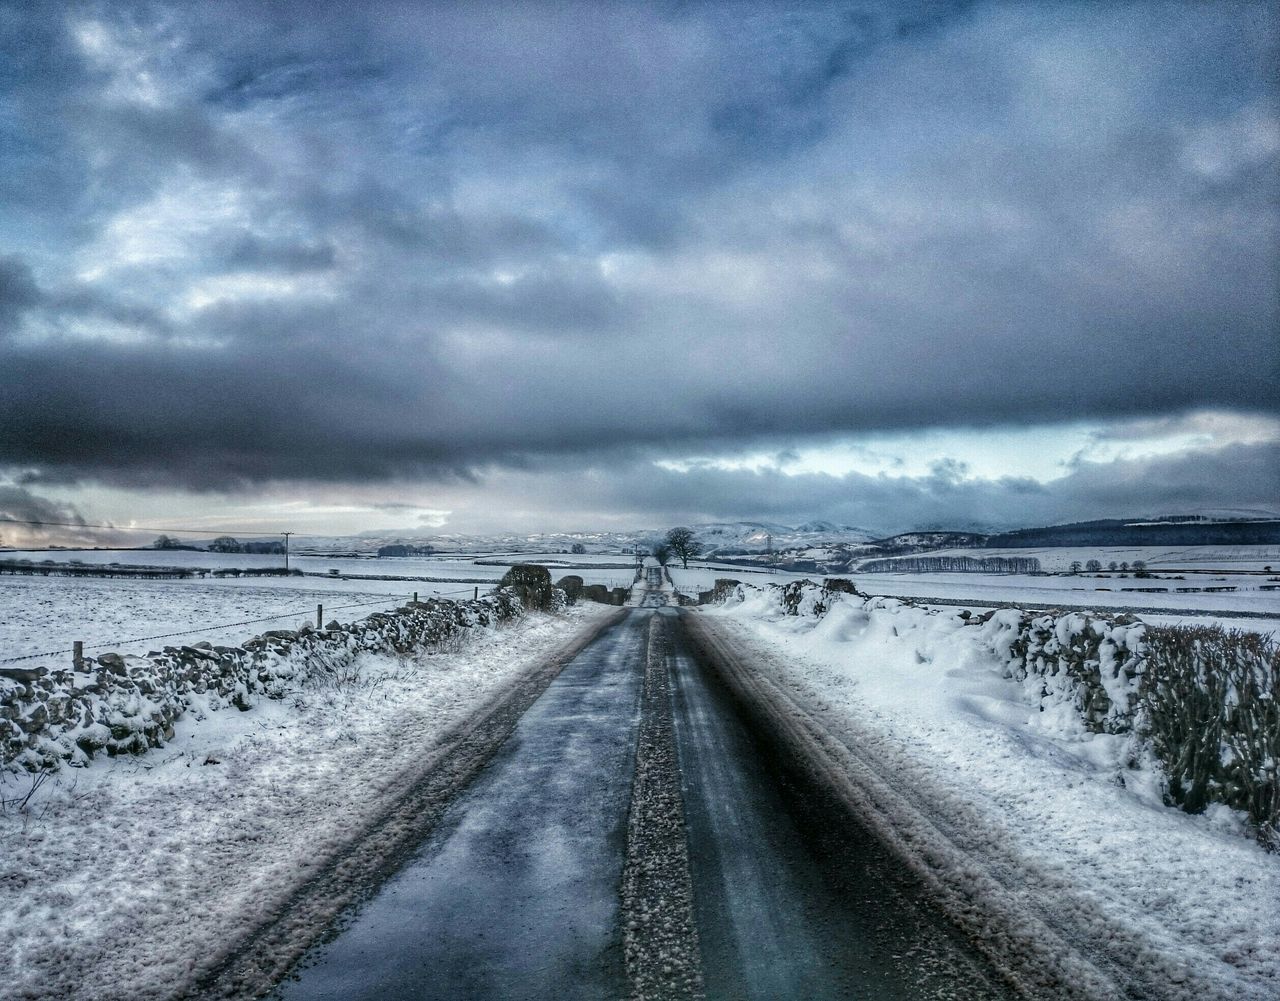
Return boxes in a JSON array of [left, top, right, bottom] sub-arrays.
[[272, 610, 646, 1001], [667, 610, 1011, 1000], [272, 607, 1011, 1000]]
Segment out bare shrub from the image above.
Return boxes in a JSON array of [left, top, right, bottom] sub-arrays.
[[555, 575, 585, 604], [0, 770, 51, 815], [822, 577, 868, 599], [699, 578, 744, 605], [498, 564, 554, 611], [1140, 626, 1279, 848]]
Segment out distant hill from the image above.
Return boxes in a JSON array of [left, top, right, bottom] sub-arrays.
[[758, 515, 1280, 574], [984, 517, 1280, 548], [688, 521, 879, 556], [296, 529, 652, 556], [269, 513, 1280, 562], [872, 531, 988, 553]]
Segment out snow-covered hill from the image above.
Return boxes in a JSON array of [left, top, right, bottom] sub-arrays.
[[689, 521, 878, 555]]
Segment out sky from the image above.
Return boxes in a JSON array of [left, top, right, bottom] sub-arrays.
[[0, 1, 1277, 544]]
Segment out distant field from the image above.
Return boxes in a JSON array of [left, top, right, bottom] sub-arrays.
[[843, 571, 1278, 619], [3, 548, 501, 579], [668, 553, 1280, 626], [4, 547, 1275, 667], [851, 544, 1280, 572], [0, 551, 639, 665], [0, 548, 640, 585]]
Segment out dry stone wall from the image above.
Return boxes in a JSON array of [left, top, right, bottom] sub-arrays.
[[1, 589, 525, 775]]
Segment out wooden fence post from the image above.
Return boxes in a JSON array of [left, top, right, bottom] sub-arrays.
[[73, 641, 83, 671], [413, 591, 419, 604], [473, 586, 478, 601], [317, 604, 323, 629]]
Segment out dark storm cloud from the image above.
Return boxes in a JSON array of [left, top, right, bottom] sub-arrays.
[[0, 1, 1276, 501]]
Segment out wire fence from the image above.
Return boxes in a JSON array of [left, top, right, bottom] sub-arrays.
[[0, 585, 491, 665]]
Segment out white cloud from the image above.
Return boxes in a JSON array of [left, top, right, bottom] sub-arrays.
[[78, 173, 248, 280], [1181, 105, 1280, 181], [183, 272, 334, 311]]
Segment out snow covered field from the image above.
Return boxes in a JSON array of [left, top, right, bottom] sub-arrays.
[[16, 547, 1274, 642], [0, 575, 458, 663], [702, 591, 1280, 999], [0, 553, 638, 664], [2, 548, 505, 578], [1, 548, 639, 586], [0, 603, 613, 1001], [843, 570, 1279, 619], [665, 562, 808, 595]]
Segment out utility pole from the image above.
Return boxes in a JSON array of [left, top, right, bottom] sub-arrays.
[[282, 532, 293, 573]]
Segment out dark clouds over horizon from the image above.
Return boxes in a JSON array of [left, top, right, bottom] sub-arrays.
[[0, 1, 1276, 533]]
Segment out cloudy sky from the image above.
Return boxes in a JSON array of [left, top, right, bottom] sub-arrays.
[[1, 1, 1277, 543]]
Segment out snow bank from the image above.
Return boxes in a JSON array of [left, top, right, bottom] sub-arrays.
[[1, 590, 530, 775], [705, 582, 1280, 997], [719, 580, 1276, 838], [718, 579, 1150, 740]]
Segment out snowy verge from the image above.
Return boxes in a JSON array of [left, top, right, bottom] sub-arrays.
[[735, 578, 1278, 837], [700, 585, 1280, 1000], [0, 603, 613, 1001]]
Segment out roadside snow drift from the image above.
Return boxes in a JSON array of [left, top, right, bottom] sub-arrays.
[[704, 581, 1280, 999]]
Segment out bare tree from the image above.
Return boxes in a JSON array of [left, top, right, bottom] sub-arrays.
[[652, 543, 673, 566], [664, 527, 703, 569], [859, 556, 1040, 574]]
